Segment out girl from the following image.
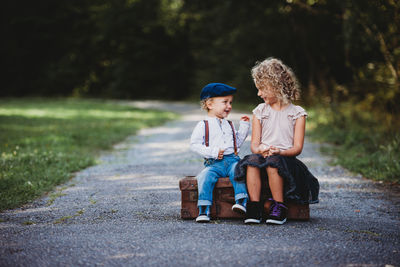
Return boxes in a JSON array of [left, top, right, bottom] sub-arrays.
[[235, 57, 319, 225]]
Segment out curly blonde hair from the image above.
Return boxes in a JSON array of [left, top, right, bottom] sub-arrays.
[[251, 57, 300, 104], [200, 98, 213, 111]]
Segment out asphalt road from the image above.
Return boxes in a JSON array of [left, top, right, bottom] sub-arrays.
[[1, 101, 399, 267]]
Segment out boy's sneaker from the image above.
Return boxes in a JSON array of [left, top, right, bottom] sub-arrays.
[[232, 198, 247, 214], [266, 200, 288, 225], [244, 201, 262, 224], [196, 205, 210, 223]]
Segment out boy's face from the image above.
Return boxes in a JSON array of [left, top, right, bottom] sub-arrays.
[[207, 95, 233, 119]]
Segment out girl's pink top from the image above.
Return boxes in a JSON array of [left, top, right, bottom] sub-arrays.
[[253, 103, 307, 151]]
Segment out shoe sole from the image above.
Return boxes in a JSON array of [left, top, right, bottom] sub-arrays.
[[196, 215, 210, 223], [244, 218, 261, 224], [266, 218, 286, 225], [232, 204, 246, 215]]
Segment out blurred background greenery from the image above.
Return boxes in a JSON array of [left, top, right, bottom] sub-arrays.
[[1, 0, 399, 189], [2, 0, 399, 110]]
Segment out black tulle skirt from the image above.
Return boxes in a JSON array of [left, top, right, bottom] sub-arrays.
[[235, 154, 319, 204]]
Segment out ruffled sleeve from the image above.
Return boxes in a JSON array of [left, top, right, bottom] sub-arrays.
[[252, 103, 269, 121], [287, 105, 308, 123]]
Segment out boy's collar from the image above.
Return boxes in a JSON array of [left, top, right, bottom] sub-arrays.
[[206, 115, 226, 121]]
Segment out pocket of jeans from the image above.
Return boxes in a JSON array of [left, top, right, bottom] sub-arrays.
[[204, 158, 215, 166]]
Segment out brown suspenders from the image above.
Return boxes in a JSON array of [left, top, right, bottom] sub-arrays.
[[227, 120, 238, 155], [204, 120, 210, 147], [203, 120, 238, 155]]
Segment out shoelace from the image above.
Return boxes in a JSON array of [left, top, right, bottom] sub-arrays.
[[268, 198, 287, 217], [238, 198, 247, 207], [200, 206, 206, 215], [199, 206, 210, 215], [269, 200, 281, 217]]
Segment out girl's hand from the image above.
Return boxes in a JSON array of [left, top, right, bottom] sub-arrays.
[[259, 144, 269, 158], [217, 149, 225, 160], [268, 146, 281, 156], [240, 115, 250, 122]]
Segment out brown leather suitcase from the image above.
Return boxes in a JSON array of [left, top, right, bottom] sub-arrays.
[[180, 176, 242, 219], [179, 176, 309, 220]]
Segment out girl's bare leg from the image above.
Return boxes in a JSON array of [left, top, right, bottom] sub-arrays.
[[246, 166, 261, 201], [267, 166, 284, 202]]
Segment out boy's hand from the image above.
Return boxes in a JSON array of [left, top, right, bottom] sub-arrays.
[[268, 146, 281, 156], [217, 149, 225, 160], [240, 115, 250, 122], [259, 144, 269, 158]]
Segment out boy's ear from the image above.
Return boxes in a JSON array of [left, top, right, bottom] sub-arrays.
[[206, 99, 213, 110]]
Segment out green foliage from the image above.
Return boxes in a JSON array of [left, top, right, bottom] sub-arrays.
[[181, 0, 399, 108], [2, 0, 192, 100], [307, 103, 400, 183], [0, 98, 177, 211], [2, 0, 399, 112]]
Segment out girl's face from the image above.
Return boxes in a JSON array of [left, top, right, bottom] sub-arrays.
[[257, 84, 277, 105]]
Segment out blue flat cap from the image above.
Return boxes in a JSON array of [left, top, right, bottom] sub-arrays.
[[200, 83, 237, 100]]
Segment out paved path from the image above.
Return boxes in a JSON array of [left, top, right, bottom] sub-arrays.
[[1, 101, 399, 266]]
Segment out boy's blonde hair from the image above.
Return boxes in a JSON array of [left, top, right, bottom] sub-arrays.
[[200, 98, 213, 111], [251, 57, 300, 104]]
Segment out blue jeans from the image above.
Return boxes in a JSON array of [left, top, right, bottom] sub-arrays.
[[197, 154, 248, 206]]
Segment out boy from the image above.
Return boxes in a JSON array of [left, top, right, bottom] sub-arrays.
[[190, 83, 250, 222]]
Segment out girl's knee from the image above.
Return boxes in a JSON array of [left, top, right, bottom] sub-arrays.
[[266, 166, 278, 174], [246, 168, 261, 182], [247, 166, 260, 174]]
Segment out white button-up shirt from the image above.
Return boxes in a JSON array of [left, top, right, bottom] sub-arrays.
[[190, 116, 250, 159]]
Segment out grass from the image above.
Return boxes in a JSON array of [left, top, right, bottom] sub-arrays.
[[0, 98, 178, 211], [306, 103, 400, 183]]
